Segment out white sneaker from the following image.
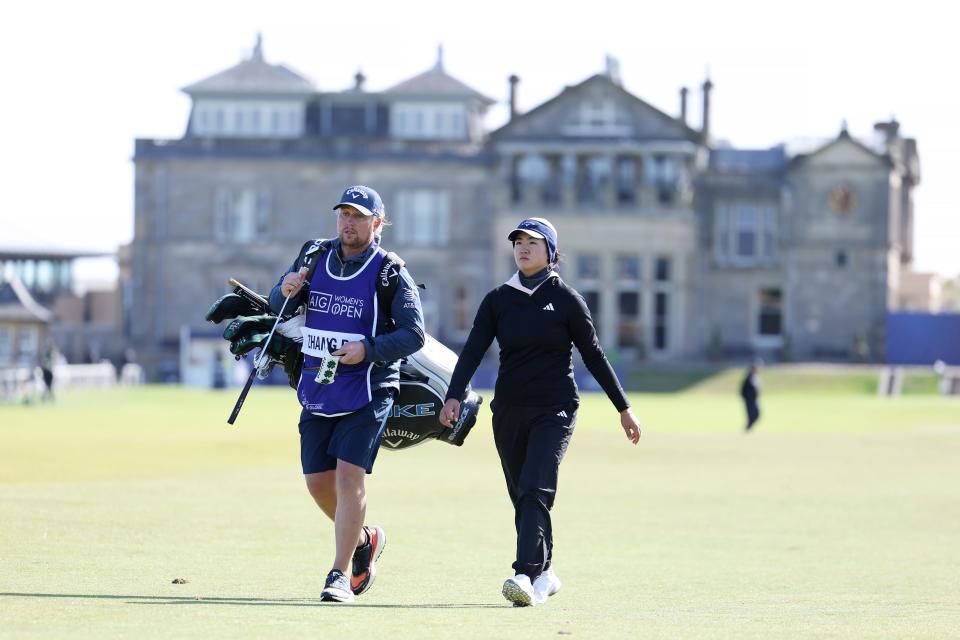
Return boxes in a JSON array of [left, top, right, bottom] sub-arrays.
[[533, 568, 562, 604], [502, 574, 535, 607]]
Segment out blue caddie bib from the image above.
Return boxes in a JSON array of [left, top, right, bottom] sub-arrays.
[[298, 248, 385, 416]]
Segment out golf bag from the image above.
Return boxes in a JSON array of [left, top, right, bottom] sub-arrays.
[[384, 334, 483, 451], [206, 282, 482, 449]]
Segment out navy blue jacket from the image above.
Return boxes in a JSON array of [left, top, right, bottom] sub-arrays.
[[269, 237, 425, 392]]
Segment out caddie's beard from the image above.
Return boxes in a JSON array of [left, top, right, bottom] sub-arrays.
[[339, 227, 371, 252]]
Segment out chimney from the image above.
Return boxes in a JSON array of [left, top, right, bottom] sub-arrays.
[[873, 117, 900, 142], [509, 74, 520, 120], [604, 54, 622, 86], [354, 69, 366, 92], [679, 87, 689, 124], [701, 77, 713, 140], [252, 32, 264, 61]]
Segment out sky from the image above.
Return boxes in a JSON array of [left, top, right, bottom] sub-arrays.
[[2, 0, 958, 287]]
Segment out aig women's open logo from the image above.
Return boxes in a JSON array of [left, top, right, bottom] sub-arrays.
[[309, 291, 333, 313]]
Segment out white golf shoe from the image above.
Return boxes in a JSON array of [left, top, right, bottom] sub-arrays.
[[533, 568, 562, 604], [502, 574, 535, 607]]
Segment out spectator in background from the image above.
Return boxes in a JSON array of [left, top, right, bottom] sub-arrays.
[[39, 340, 57, 403], [741, 361, 762, 432]]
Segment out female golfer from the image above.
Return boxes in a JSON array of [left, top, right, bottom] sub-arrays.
[[439, 217, 641, 607]]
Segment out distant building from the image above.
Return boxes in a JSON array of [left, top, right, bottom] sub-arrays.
[[899, 271, 941, 313], [0, 277, 52, 367], [130, 38, 922, 379], [0, 247, 119, 364]]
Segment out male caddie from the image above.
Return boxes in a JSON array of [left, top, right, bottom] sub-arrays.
[[269, 185, 425, 602]]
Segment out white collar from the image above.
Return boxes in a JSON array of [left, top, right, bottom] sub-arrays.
[[504, 271, 558, 296]]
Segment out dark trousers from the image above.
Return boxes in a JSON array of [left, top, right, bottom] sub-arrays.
[[745, 400, 760, 430], [492, 400, 576, 580]]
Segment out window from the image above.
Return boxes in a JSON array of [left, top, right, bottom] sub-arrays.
[[650, 155, 677, 203], [394, 190, 451, 246], [576, 254, 601, 280], [578, 156, 611, 204], [58, 261, 72, 290], [516, 153, 558, 205], [391, 103, 467, 139], [616, 255, 641, 280], [736, 206, 757, 257], [192, 98, 304, 137], [583, 100, 614, 127], [617, 291, 642, 348], [654, 292, 669, 350], [714, 202, 778, 266], [36, 260, 55, 292], [17, 326, 38, 365], [562, 99, 630, 136], [757, 289, 783, 336], [655, 257, 671, 282], [214, 188, 271, 242], [0, 327, 11, 365], [616, 157, 637, 204], [517, 154, 550, 185]]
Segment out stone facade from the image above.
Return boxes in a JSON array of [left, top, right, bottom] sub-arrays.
[[130, 42, 920, 378]]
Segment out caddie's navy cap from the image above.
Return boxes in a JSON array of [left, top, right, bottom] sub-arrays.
[[333, 185, 384, 217], [508, 217, 558, 262]]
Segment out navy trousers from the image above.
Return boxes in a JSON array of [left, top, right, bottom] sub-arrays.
[[745, 400, 760, 431], [491, 400, 577, 580]]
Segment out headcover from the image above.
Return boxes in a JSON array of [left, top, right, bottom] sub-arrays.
[[206, 293, 262, 324], [222, 314, 296, 360]]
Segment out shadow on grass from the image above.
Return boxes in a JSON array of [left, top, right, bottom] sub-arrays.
[[0, 592, 503, 609]]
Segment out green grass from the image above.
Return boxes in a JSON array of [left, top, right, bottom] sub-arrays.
[[1, 384, 959, 639], [626, 364, 941, 395]]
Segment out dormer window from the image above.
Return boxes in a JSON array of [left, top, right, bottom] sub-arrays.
[[582, 100, 615, 127], [561, 98, 631, 136], [191, 100, 304, 138], [390, 103, 468, 140]]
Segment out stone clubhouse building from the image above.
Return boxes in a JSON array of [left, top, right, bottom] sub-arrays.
[[130, 38, 921, 379]]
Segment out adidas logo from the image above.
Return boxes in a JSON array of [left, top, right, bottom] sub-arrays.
[[557, 410, 568, 418], [543, 303, 555, 311]]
